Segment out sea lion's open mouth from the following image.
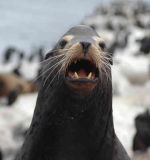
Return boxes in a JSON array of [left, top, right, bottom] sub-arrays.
[[65, 59, 99, 83]]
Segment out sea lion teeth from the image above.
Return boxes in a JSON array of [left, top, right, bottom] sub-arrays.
[[74, 72, 79, 78], [88, 72, 92, 79]]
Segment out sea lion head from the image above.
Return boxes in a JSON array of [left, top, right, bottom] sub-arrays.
[[43, 25, 112, 93]]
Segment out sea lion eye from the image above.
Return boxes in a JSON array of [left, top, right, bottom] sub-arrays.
[[59, 40, 67, 49], [99, 42, 106, 50]]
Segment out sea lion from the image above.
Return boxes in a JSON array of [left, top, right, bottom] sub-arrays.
[[16, 25, 130, 160], [0, 73, 37, 105], [3, 47, 16, 63], [137, 36, 150, 54], [133, 110, 150, 151]]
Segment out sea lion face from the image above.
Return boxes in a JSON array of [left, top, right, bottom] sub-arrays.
[[44, 25, 112, 93]]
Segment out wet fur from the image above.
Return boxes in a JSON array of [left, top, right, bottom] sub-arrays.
[[16, 25, 130, 160]]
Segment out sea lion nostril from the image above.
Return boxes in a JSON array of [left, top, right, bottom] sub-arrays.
[[80, 42, 91, 54]]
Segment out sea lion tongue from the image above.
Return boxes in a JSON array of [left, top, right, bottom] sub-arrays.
[[78, 69, 88, 78]]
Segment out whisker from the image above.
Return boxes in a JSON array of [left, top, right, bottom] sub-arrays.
[[99, 53, 112, 61], [39, 48, 71, 64], [45, 64, 64, 92], [101, 56, 112, 61], [39, 54, 65, 65], [102, 51, 113, 57], [102, 66, 110, 81], [43, 58, 66, 86], [101, 60, 111, 81], [43, 58, 65, 78], [58, 62, 65, 79], [62, 54, 73, 73], [101, 59, 111, 70], [97, 55, 111, 71], [33, 56, 65, 82], [98, 54, 111, 81], [43, 55, 65, 70], [39, 47, 72, 65]]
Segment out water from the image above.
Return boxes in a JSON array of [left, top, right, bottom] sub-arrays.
[[0, 0, 107, 54]]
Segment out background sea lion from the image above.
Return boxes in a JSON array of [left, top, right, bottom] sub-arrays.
[[133, 110, 150, 151], [0, 73, 37, 105], [3, 47, 16, 63], [16, 25, 130, 160]]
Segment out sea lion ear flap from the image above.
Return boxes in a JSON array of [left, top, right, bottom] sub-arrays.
[[45, 50, 55, 60], [45, 52, 52, 60]]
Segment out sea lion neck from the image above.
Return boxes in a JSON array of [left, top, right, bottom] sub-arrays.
[[39, 77, 113, 118], [26, 80, 114, 160]]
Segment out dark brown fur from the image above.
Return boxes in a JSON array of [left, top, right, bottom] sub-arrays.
[[16, 25, 130, 160]]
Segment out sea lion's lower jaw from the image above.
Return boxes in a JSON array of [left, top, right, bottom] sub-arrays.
[[66, 78, 98, 92], [65, 59, 99, 91], [66, 77, 98, 83]]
